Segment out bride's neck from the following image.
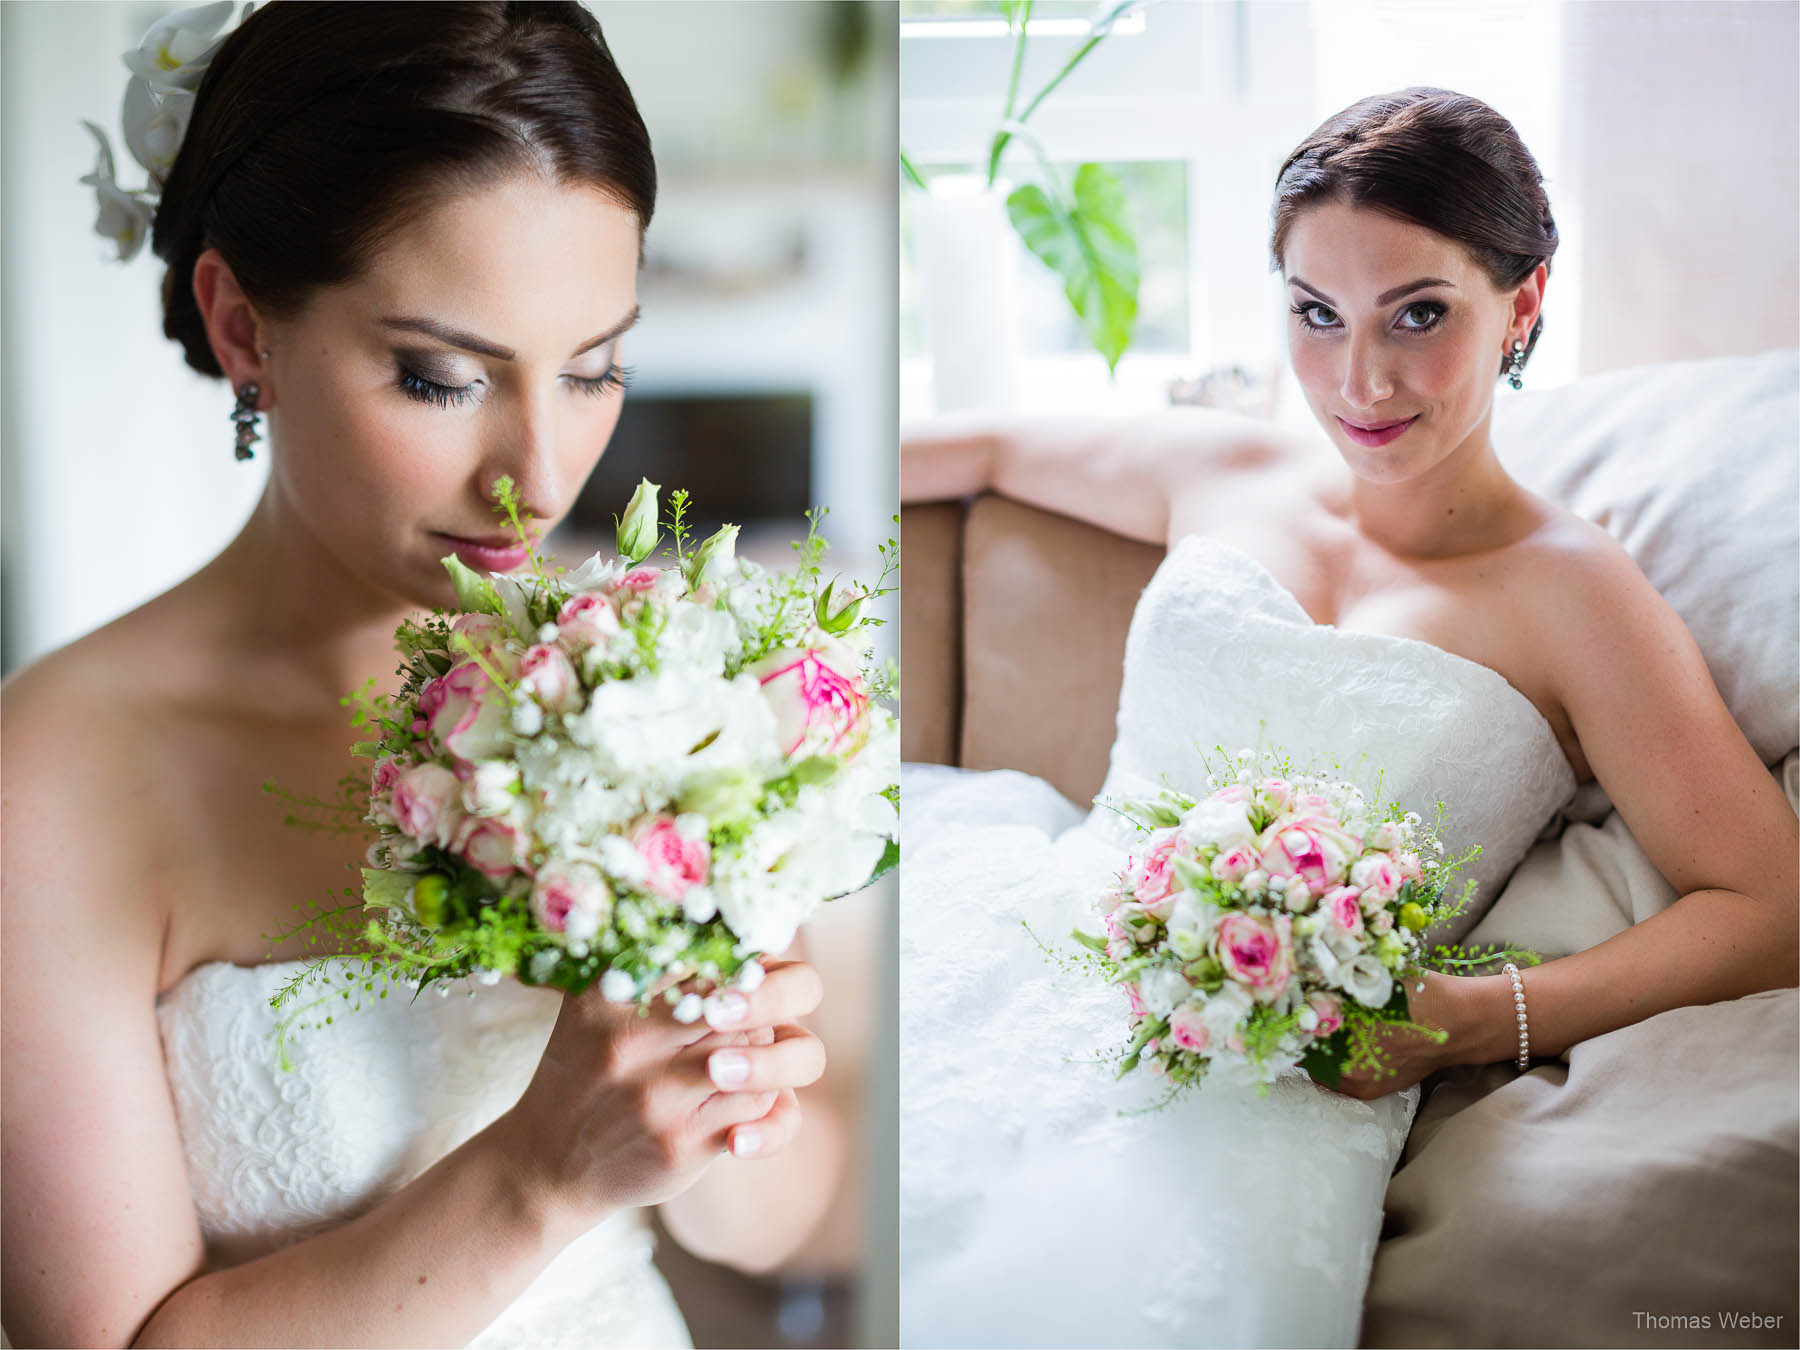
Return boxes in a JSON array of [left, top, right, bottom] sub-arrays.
[[1338, 428, 1526, 561], [185, 489, 418, 721]]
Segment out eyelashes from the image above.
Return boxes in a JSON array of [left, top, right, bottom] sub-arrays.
[[394, 363, 636, 410], [1289, 300, 1447, 336]]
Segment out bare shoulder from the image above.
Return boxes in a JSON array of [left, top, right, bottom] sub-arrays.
[[1502, 498, 1672, 638], [1500, 495, 1723, 734], [2, 621, 210, 1345], [2, 610, 201, 965]]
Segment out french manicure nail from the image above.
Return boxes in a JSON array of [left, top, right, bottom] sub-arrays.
[[704, 991, 748, 1028], [709, 1050, 750, 1087], [731, 1127, 762, 1158]]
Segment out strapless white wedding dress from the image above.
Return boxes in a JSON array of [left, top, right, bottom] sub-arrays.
[[899, 535, 1577, 1348], [155, 958, 691, 1348]]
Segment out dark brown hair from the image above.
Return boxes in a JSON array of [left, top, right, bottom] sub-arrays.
[[1269, 87, 1558, 380], [152, 0, 657, 379]]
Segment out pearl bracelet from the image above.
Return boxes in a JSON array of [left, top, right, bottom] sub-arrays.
[[1503, 962, 1530, 1069]]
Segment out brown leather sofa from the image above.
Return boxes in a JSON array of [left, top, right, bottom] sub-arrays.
[[901, 495, 1161, 807]]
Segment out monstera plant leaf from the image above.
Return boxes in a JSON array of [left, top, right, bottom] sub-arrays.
[[1006, 162, 1140, 372]]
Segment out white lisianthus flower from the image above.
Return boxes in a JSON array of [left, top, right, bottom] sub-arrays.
[[1341, 953, 1394, 1008], [573, 670, 772, 803], [1165, 891, 1219, 961], [1177, 796, 1257, 852], [1136, 965, 1192, 1019], [1308, 924, 1361, 985], [562, 553, 622, 593]]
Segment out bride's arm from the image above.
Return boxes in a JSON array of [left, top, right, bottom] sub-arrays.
[[1425, 534, 1797, 1073], [901, 406, 1297, 546]]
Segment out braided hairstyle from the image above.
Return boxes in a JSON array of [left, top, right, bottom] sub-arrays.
[[151, 0, 656, 379], [1268, 87, 1558, 382]]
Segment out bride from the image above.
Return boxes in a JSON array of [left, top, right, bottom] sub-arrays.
[[899, 87, 1797, 1347], [1, 4, 843, 1346]]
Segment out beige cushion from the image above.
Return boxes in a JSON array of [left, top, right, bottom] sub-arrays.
[[1361, 986, 1799, 1348]]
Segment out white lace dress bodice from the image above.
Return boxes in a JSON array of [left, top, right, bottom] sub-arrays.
[[155, 958, 690, 1348], [899, 535, 1578, 1348]]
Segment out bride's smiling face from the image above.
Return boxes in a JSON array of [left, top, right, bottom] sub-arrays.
[[1282, 197, 1537, 487], [256, 173, 642, 608]]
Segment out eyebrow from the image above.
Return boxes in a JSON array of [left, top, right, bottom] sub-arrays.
[[378, 304, 642, 361], [1287, 277, 1455, 307]]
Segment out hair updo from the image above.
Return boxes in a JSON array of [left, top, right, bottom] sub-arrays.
[[1268, 87, 1558, 381], [152, 0, 657, 379]]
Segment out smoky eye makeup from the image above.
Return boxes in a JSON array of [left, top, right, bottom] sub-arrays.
[[390, 344, 634, 409]]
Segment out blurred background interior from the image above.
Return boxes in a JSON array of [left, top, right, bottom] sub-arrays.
[[900, 0, 1799, 421], [0, 2, 898, 1346]]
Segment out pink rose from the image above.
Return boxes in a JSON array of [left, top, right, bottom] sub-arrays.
[[1213, 911, 1295, 1004], [611, 566, 661, 593], [1350, 854, 1403, 902], [1168, 1003, 1212, 1053], [517, 643, 581, 713], [1210, 783, 1252, 805], [634, 816, 711, 901], [556, 592, 622, 649], [530, 859, 611, 941], [450, 612, 510, 658], [748, 642, 871, 759], [1308, 990, 1345, 1037], [1397, 850, 1424, 882], [1296, 792, 1332, 813], [392, 762, 460, 846], [1210, 845, 1256, 885], [368, 756, 404, 826], [1261, 777, 1293, 809], [1124, 982, 1148, 1018], [1262, 813, 1360, 890], [1128, 829, 1182, 918], [451, 813, 528, 880], [421, 659, 511, 762], [1325, 885, 1364, 936]]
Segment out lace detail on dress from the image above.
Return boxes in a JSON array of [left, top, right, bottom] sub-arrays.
[[155, 959, 690, 1349], [899, 536, 1578, 1348]]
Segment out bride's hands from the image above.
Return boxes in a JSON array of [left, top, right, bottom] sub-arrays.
[[490, 958, 826, 1223], [1315, 968, 1462, 1100]]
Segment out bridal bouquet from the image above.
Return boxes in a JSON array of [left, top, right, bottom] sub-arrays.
[[1075, 746, 1527, 1097], [269, 477, 897, 1059]]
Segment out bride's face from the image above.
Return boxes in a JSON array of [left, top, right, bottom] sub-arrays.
[[1281, 198, 1528, 487], [263, 173, 642, 608]]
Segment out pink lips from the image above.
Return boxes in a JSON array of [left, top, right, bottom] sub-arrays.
[[1336, 415, 1418, 447], [434, 532, 530, 571]]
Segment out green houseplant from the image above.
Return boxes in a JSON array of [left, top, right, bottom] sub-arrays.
[[904, 0, 1144, 373]]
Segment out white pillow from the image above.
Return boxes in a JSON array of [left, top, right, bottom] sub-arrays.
[[1495, 348, 1799, 765]]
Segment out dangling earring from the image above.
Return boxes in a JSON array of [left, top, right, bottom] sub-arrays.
[[232, 348, 271, 461], [232, 379, 262, 460], [1506, 338, 1526, 390]]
